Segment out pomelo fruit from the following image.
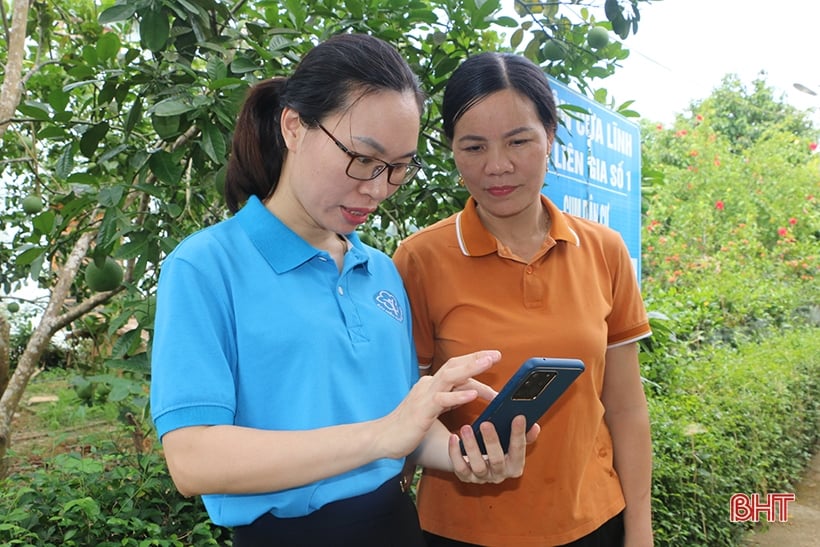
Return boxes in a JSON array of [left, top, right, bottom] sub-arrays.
[[22, 194, 44, 214], [587, 26, 610, 49], [85, 257, 123, 292]]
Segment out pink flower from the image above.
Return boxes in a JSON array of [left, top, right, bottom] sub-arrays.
[[778, 227, 788, 237], [810, 142, 818, 151], [656, 124, 663, 130], [789, 217, 797, 225], [715, 200, 725, 210], [696, 114, 704, 122]]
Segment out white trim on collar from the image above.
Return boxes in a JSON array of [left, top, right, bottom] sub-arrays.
[[567, 226, 581, 247], [455, 211, 470, 256]]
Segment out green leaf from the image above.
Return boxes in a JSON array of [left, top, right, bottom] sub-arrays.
[[61, 497, 101, 520], [558, 103, 591, 115], [55, 144, 75, 179], [17, 101, 50, 120], [106, 353, 150, 376], [29, 252, 45, 282], [37, 125, 68, 140], [47, 88, 70, 113], [111, 329, 141, 358], [53, 111, 73, 123], [16, 246, 44, 267], [96, 32, 121, 62], [200, 122, 227, 163], [152, 114, 180, 139], [494, 16, 518, 28], [206, 57, 228, 81], [152, 98, 196, 116], [80, 122, 110, 158], [124, 97, 143, 136], [32, 210, 56, 235], [96, 207, 121, 250], [98, 80, 117, 104], [63, 78, 99, 93], [209, 77, 245, 90], [510, 28, 524, 50], [140, 9, 170, 52], [116, 233, 149, 260], [229, 55, 259, 74], [92, 244, 108, 267], [149, 150, 183, 185], [98, 4, 137, 24], [99, 144, 128, 163], [98, 186, 124, 208], [82, 44, 99, 66]]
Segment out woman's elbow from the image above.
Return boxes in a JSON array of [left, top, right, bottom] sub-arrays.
[[160, 428, 210, 497]]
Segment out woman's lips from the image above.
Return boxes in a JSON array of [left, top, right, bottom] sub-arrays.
[[341, 206, 374, 225], [486, 185, 517, 197]]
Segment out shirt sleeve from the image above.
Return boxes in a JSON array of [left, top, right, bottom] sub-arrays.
[[393, 242, 434, 367], [605, 231, 651, 347], [150, 248, 238, 439]]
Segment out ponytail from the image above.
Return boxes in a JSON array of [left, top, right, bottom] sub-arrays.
[[224, 77, 288, 213]]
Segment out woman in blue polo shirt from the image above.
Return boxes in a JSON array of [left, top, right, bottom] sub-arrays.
[[150, 34, 538, 546]]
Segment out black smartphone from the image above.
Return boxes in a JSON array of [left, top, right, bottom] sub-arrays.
[[460, 357, 585, 455]]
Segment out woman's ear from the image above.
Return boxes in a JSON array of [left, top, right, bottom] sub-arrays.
[[281, 107, 305, 151]]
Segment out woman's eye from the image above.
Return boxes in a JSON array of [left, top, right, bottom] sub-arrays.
[[354, 155, 376, 165]]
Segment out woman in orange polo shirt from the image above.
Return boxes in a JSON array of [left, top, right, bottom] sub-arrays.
[[393, 52, 654, 547]]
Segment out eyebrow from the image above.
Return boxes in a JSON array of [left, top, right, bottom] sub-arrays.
[[456, 126, 535, 144], [353, 135, 417, 160]]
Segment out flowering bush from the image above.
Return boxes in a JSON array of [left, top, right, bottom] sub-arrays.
[[641, 94, 819, 350], [639, 76, 820, 546]]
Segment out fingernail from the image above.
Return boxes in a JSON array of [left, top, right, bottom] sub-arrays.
[[477, 351, 500, 367]]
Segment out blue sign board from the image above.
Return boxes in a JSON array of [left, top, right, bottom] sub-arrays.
[[544, 76, 642, 279]]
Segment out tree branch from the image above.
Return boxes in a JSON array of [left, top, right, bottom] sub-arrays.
[[0, 0, 32, 137]]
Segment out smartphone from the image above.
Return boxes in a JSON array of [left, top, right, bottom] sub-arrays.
[[461, 357, 585, 455]]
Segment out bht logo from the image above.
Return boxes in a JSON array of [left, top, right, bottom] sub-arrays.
[[730, 493, 796, 522]]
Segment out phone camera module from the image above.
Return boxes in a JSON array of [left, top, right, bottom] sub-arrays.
[[511, 370, 557, 400]]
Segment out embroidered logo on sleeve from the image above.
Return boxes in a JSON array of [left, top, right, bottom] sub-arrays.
[[374, 290, 403, 322]]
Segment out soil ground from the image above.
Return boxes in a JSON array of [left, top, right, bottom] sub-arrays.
[[742, 447, 820, 547]]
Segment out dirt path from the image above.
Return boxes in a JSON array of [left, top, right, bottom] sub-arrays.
[[742, 447, 820, 547]]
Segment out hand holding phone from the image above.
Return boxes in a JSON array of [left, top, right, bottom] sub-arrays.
[[461, 357, 585, 455]]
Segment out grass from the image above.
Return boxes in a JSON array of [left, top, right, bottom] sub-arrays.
[[7, 367, 135, 476]]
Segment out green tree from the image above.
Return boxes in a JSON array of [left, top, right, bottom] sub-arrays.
[[640, 74, 819, 354], [0, 0, 652, 468]]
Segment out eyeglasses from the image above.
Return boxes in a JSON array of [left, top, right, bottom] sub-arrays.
[[315, 122, 422, 186]]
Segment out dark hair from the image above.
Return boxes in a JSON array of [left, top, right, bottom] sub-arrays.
[[224, 33, 425, 213], [441, 52, 557, 142]]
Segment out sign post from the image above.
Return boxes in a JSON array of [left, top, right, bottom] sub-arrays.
[[544, 76, 642, 279]]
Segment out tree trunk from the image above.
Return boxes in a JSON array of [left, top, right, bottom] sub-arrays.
[[0, 231, 95, 476], [0, 315, 9, 396], [0, 0, 31, 136]]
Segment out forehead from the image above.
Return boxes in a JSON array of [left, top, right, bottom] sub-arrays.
[[340, 89, 421, 125], [456, 89, 539, 134], [332, 90, 421, 152]]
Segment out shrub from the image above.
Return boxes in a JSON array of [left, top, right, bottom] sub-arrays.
[[648, 327, 820, 546], [0, 447, 229, 546]]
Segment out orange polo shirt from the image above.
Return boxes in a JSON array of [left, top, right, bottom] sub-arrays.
[[393, 195, 650, 546]]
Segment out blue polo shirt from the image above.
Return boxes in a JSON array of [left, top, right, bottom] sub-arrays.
[[150, 196, 417, 526]]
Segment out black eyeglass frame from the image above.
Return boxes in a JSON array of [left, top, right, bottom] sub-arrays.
[[314, 122, 423, 186]]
